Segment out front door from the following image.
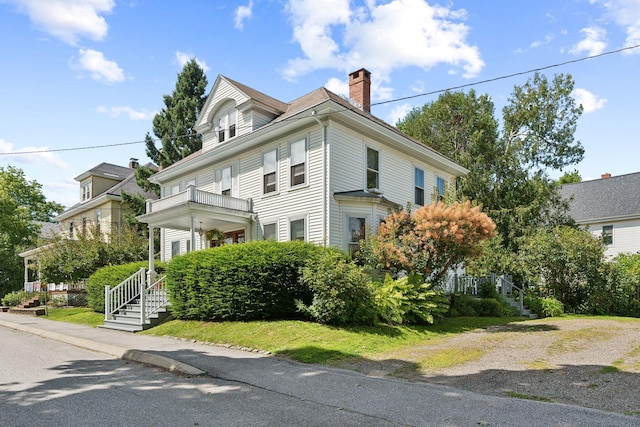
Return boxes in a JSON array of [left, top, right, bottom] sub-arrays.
[[224, 229, 245, 245]]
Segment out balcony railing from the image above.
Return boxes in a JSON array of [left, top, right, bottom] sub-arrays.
[[146, 186, 253, 214]]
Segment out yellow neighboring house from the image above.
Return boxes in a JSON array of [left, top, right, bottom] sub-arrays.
[[19, 159, 157, 300], [55, 158, 157, 239]]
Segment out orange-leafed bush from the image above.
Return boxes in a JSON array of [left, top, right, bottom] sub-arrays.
[[364, 201, 496, 285]]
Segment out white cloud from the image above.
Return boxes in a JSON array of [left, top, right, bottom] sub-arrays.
[[175, 51, 210, 73], [531, 33, 555, 48], [8, 0, 115, 45], [600, 0, 640, 51], [573, 88, 607, 113], [570, 27, 607, 56], [234, 1, 253, 30], [282, 0, 483, 82], [325, 77, 348, 95], [0, 139, 68, 169], [72, 48, 124, 83], [96, 106, 156, 120], [389, 103, 414, 125]]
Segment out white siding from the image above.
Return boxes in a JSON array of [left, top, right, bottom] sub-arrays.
[[201, 80, 250, 152], [586, 219, 640, 258]]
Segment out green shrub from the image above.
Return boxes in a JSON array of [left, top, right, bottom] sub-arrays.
[[86, 261, 165, 313], [524, 294, 564, 317], [373, 272, 449, 324], [1, 290, 33, 307], [297, 251, 376, 325], [478, 280, 499, 299], [447, 294, 515, 317], [166, 240, 327, 321]]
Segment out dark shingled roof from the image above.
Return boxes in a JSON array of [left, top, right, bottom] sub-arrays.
[[74, 162, 133, 181], [559, 172, 640, 222]]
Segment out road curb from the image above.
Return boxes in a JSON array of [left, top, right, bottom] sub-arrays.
[[0, 319, 205, 377]]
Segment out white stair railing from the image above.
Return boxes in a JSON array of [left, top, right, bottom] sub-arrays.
[[105, 268, 146, 321], [141, 274, 168, 324], [497, 274, 524, 314]]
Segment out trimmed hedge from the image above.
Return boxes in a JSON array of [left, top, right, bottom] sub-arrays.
[[86, 261, 165, 313], [447, 294, 516, 317], [166, 240, 330, 321]]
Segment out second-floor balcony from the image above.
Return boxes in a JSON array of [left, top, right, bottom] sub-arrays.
[[137, 186, 254, 232]]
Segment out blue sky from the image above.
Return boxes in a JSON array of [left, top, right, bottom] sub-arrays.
[[1, 0, 639, 208]]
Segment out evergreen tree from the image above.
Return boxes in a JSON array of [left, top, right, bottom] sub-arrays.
[[134, 58, 208, 198]]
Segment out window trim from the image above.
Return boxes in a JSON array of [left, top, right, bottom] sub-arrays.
[[366, 146, 380, 190], [289, 216, 307, 242], [170, 240, 180, 258], [414, 167, 425, 206], [347, 216, 366, 255], [262, 148, 278, 195], [81, 182, 91, 202], [262, 221, 278, 241], [289, 138, 307, 188], [602, 225, 613, 246], [220, 165, 232, 196], [215, 108, 238, 143], [435, 175, 446, 200]]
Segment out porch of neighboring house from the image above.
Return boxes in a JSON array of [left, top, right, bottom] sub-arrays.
[[19, 245, 88, 308], [100, 185, 256, 332]]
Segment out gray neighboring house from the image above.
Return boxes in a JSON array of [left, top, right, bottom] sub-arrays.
[[560, 172, 640, 258]]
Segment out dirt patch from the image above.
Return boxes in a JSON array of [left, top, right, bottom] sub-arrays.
[[334, 318, 640, 417]]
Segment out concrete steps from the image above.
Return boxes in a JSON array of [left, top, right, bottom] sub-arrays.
[[99, 294, 171, 332], [504, 296, 538, 319]]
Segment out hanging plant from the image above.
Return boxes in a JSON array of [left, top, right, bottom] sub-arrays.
[[205, 228, 225, 241]]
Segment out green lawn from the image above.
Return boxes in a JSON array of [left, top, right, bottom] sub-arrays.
[[45, 307, 104, 328], [44, 307, 522, 365]]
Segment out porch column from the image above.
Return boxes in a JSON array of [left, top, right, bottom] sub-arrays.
[[23, 257, 28, 290], [189, 216, 196, 252], [147, 225, 155, 286]]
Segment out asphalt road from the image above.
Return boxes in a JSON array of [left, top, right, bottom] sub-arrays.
[[1, 313, 639, 427], [0, 327, 393, 427]]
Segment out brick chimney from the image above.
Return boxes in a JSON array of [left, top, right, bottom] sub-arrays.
[[601, 173, 611, 179], [129, 158, 139, 169], [349, 68, 371, 112]]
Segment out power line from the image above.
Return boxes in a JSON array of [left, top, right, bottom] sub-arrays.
[[372, 43, 640, 106], [2, 43, 638, 157]]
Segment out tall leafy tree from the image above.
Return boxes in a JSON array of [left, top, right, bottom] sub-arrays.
[[0, 166, 64, 296], [397, 72, 583, 251]]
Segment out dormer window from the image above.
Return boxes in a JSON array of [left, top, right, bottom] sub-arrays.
[[216, 109, 237, 143], [81, 182, 91, 201]]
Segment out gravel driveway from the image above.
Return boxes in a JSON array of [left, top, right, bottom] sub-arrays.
[[336, 318, 640, 417]]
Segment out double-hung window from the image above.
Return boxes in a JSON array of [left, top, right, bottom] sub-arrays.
[[263, 223, 277, 240], [436, 176, 446, 200], [290, 218, 305, 241], [290, 139, 306, 186], [602, 225, 613, 245], [217, 110, 237, 143], [414, 168, 425, 205], [366, 147, 379, 190], [81, 182, 91, 201], [263, 149, 277, 194], [348, 217, 366, 255], [221, 166, 232, 196]]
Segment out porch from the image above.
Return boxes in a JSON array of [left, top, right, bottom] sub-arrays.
[[137, 186, 256, 254]]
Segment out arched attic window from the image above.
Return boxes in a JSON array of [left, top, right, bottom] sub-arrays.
[[213, 100, 238, 143]]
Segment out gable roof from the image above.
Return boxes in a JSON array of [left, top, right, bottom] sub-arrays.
[[559, 172, 640, 222], [157, 75, 467, 181], [223, 76, 289, 113]]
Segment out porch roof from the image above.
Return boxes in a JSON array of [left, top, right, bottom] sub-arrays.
[[136, 187, 254, 231]]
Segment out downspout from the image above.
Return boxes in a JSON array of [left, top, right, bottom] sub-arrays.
[[312, 114, 328, 246]]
